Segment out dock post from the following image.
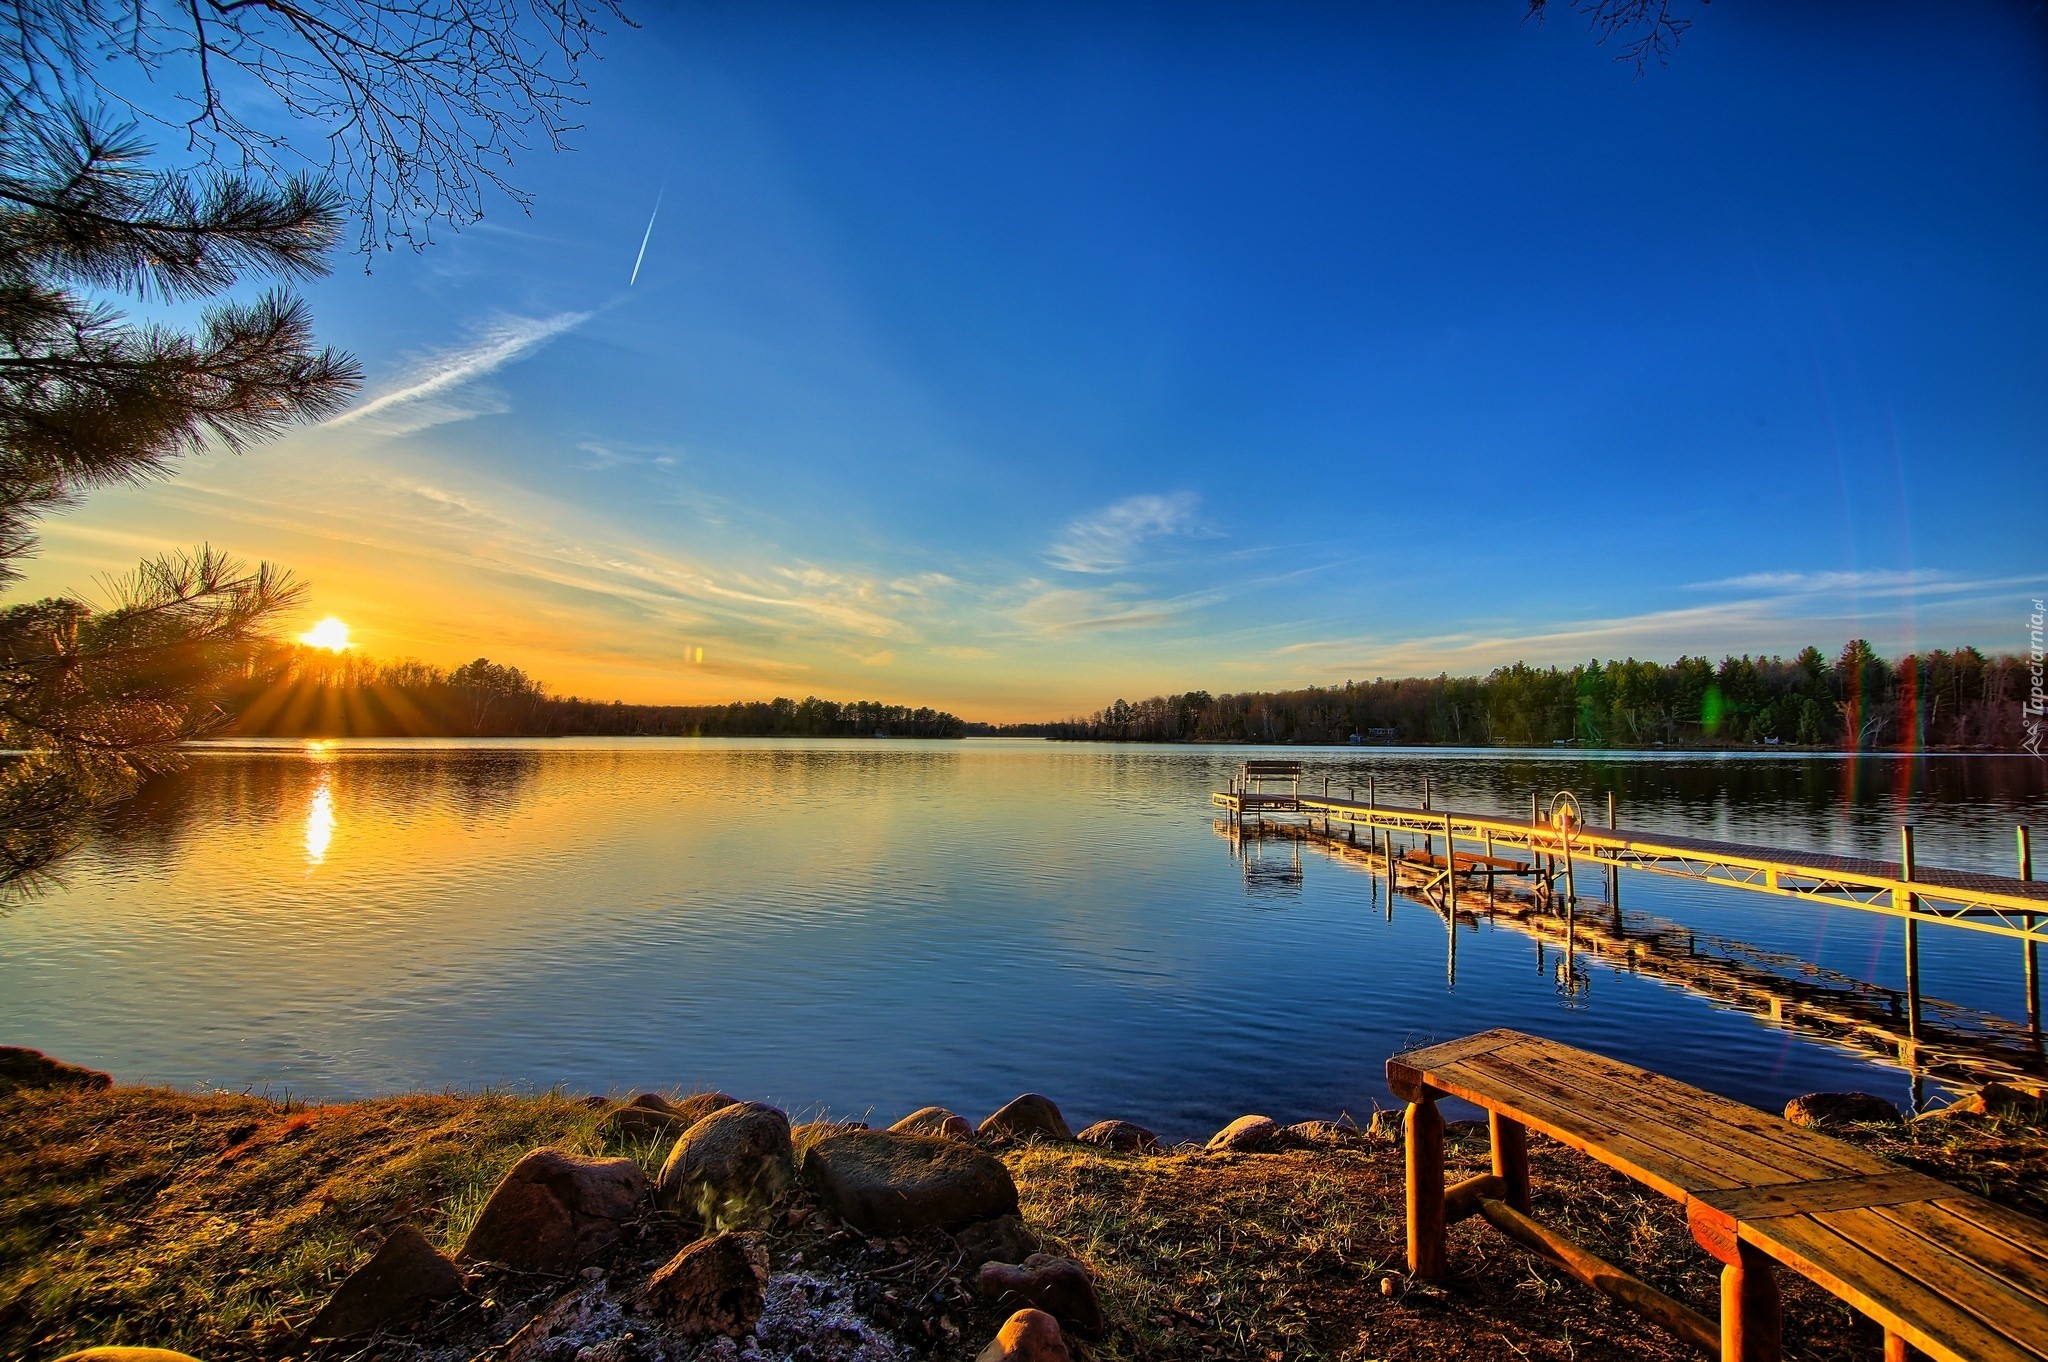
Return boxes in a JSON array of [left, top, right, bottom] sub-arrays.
[[1368, 775, 1376, 811], [2021, 826, 2038, 1035], [1900, 826, 1921, 1041], [1423, 774, 1431, 811]]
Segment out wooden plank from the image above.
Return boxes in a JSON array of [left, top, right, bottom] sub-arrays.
[[1696, 1171, 1955, 1220], [1496, 1038, 1892, 1179], [1809, 1206, 2048, 1359], [1749, 1215, 2045, 1362], [1458, 1048, 1834, 1190], [1386, 1028, 1524, 1098], [1866, 1200, 2048, 1313], [1410, 1050, 1740, 1201], [1933, 1196, 2048, 1267]]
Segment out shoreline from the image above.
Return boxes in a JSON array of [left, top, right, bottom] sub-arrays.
[[6, 1069, 2044, 1362]]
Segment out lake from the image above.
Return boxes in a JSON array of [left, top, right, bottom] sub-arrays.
[[2, 739, 2043, 1140]]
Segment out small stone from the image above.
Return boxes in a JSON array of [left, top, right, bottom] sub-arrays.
[[656, 1102, 795, 1232], [1285, 1119, 1367, 1148], [803, 1129, 1020, 1234], [954, 1214, 1040, 1266], [642, 1232, 769, 1338], [1206, 1115, 1284, 1152], [978, 1254, 1104, 1339], [671, 1091, 743, 1126], [1075, 1119, 1160, 1153], [459, 1147, 647, 1274], [891, 1105, 974, 1140], [1919, 1083, 2048, 1122], [978, 1094, 1072, 1143], [308, 1223, 464, 1338], [600, 1093, 693, 1141], [1365, 1110, 1403, 1143], [0, 1047, 111, 1095], [976, 1308, 1071, 1362], [1783, 1092, 1902, 1128]]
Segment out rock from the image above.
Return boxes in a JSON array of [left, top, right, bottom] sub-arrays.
[[671, 1091, 742, 1125], [1206, 1115, 1284, 1152], [803, 1129, 1020, 1234], [656, 1101, 795, 1231], [642, 1231, 769, 1338], [978, 1093, 1072, 1143], [978, 1254, 1104, 1340], [955, 1214, 1040, 1266], [458, 1147, 647, 1274], [1286, 1119, 1367, 1148], [308, 1223, 465, 1338], [1783, 1092, 1902, 1128], [891, 1105, 974, 1140], [0, 1047, 112, 1095], [1075, 1119, 1160, 1153], [51, 1352, 205, 1362], [1366, 1110, 1403, 1143], [599, 1093, 692, 1141], [1919, 1083, 2048, 1122], [976, 1308, 1071, 1362]]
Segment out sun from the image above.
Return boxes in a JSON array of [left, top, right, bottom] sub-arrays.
[[298, 616, 352, 651]]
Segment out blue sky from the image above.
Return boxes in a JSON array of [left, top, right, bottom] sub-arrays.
[[29, 2, 2047, 718]]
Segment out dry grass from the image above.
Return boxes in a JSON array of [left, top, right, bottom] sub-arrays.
[[3, 1086, 2042, 1362]]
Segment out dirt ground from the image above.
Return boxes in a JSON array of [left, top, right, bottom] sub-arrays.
[[2, 1083, 2041, 1361]]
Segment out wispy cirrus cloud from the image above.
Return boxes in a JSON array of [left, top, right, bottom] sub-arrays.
[[1682, 568, 1950, 595], [322, 310, 594, 434], [1046, 492, 1202, 574]]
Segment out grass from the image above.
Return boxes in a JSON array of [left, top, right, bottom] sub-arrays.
[[3, 1086, 2042, 1361]]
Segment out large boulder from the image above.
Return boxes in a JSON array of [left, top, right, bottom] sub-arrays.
[[978, 1254, 1104, 1340], [978, 1094, 1072, 1143], [1783, 1093, 1902, 1129], [1206, 1115, 1284, 1152], [642, 1231, 769, 1338], [977, 1308, 1071, 1362], [1075, 1119, 1160, 1153], [458, 1147, 646, 1274], [308, 1223, 464, 1338], [891, 1105, 973, 1140], [656, 1101, 795, 1231], [0, 1047, 111, 1095], [803, 1129, 1019, 1234]]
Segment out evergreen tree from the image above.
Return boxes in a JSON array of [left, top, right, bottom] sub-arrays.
[[0, 111, 361, 888]]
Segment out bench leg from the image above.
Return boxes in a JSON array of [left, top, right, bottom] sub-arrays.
[[1405, 1092, 1447, 1279], [1884, 1332, 1910, 1362], [1718, 1240, 1782, 1362], [1490, 1110, 1530, 1213]]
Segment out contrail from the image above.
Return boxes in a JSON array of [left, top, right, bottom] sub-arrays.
[[628, 179, 666, 287]]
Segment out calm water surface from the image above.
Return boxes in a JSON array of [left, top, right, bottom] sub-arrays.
[[3, 740, 2043, 1139]]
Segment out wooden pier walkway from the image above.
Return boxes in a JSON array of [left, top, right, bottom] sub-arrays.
[[1212, 763, 2047, 1039]]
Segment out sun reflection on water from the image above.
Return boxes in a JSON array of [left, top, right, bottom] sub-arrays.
[[303, 768, 337, 865]]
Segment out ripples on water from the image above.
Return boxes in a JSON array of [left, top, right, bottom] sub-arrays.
[[1, 740, 2042, 1139]]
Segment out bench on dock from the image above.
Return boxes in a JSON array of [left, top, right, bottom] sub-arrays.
[[1239, 760, 1302, 795], [1387, 1029, 2048, 1362]]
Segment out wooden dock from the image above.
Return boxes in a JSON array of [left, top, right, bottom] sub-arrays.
[[1212, 762, 2047, 1040]]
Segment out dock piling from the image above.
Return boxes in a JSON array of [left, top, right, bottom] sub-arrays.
[[2022, 826, 2038, 1035], [1901, 826, 1921, 1041]]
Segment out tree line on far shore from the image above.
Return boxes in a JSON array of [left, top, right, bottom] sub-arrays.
[[218, 648, 968, 738], [991, 641, 2038, 750]]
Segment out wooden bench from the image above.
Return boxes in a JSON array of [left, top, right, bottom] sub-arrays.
[[1387, 1029, 2048, 1362]]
